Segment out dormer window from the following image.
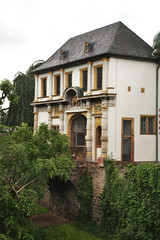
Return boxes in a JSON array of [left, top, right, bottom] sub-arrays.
[[84, 42, 89, 52], [84, 42, 93, 53], [59, 49, 68, 60]]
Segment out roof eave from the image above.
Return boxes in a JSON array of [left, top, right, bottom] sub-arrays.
[[32, 53, 155, 75]]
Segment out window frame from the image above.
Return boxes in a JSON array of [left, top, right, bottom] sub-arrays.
[[41, 77, 47, 97], [54, 74, 60, 96], [80, 67, 88, 92], [51, 125, 59, 131], [140, 115, 156, 135], [65, 71, 73, 89], [94, 65, 103, 90]]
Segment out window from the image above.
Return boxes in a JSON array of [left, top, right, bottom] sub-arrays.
[[52, 125, 59, 131], [140, 115, 156, 134], [84, 42, 89, 52], [65, 72, 72, 88], [41, 78, 47, 97], [60, 50, 64, 60], [59, 49, 68, 60], [54, 75, 60, 95], [122, 118, 134, 162], [80, 68, 88, 91], [94, 65, 102, 90], [84, 42, 93, 52]]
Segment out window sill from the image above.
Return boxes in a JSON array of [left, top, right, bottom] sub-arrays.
[[91, 89, 102, 92], [140, 133, 156, 135], [37, 96, 49, 99]]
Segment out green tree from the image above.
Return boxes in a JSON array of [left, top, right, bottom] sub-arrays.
[[6, 61, 44, 127], [0, 79, 18, 124], [0, 123, 72, 239]]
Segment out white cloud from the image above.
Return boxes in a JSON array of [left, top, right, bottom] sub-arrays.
[[0, 0, 160, 81]]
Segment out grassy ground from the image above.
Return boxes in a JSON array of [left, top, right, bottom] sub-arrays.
[[32, 203, 49, 215], [44, 224, 103, 240], [31, 204, 104, 240]]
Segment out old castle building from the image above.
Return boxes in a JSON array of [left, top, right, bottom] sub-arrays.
[[32, 21, 160, 163]]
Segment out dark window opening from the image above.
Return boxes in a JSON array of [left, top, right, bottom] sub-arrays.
[[43, 79, 47, 97], [97, 67, 102, 89], [57, 76, 60, 95], [68, 74, 72, 88], [82, 70, 87, 91]]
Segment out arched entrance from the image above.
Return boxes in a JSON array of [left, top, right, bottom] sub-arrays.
[[70, 114, 87, 147], [96, 125, 101, 160]]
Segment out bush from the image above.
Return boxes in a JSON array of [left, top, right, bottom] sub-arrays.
[[101, 160, 160, 240], [78, 169, 93, 222]]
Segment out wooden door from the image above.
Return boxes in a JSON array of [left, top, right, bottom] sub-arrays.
[[122, 118, 134, 162]]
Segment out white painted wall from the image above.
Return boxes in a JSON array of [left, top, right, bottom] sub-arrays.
[[35, 57, 158, 162], [108, 58, 157, 162], [38, 111, 48, 126]]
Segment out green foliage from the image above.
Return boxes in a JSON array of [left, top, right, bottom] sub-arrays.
[[0, 123, 72, 239], [31, 203, 48, 215], [101, 159, 124, 236], [0, 79, 19, 124], [0, 124, 16, 133], [75, 221, 103, 239], [101, 160, 160, 240], [45, 224, 103, 240], [6, 61, 44, 127], [0, 79, 18, 107], [78, 169, 93, 222], [6, 73, 34, 127]]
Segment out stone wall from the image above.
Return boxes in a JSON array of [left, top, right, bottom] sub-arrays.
[[48, 148, 106, 222], [87, 162, 105, 223]]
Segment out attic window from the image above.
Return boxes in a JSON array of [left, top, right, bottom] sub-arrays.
[[59, 50, 68, 60], [84, 42, 93, 53]]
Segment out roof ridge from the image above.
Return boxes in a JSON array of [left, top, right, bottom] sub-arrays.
[[108, 21, 122, 52], [120, 22, 152, 49], [68, 21, 121, 40]]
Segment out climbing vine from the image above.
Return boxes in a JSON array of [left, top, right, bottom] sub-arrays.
[[78, 169, 93, 222], [101, 160, 160, 240]]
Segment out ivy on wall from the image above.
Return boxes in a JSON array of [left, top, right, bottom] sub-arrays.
[[78, 169, 93, 222], [101, 160, 160, 240]]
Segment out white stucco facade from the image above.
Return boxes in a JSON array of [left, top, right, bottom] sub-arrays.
[[33, 56, 159, 163]]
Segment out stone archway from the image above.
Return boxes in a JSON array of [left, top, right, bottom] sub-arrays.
[[70, 114, 87, 147]]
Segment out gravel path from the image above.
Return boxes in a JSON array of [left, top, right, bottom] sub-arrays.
[[31, 211, 73, 227]]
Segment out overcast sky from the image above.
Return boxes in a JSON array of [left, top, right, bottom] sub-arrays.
[[1, 0, 160, 81]]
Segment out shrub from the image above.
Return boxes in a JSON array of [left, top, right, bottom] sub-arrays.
[[101, 160, 160, 240], [78, 169, 93, 222]]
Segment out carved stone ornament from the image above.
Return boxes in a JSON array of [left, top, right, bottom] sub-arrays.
[[72, 95, 78, 106]]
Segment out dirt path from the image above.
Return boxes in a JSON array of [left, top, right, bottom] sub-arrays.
[[31, 211, 74, 227]]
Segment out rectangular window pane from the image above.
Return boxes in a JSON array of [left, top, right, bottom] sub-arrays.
[[148, 117, 154, 133], [123, 120, 131, 135], [97, 67, 102, 89], [68, 74, 72, 88], [43, 79, 47, 97], [77, 133, 85, 146], [123, 137, 131, 162], [141, 117, 147, 133], [57, 76, 60, 95], [83, 70, 87, 91]]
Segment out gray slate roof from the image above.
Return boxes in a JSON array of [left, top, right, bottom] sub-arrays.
[[33, 21, 154, 73]]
